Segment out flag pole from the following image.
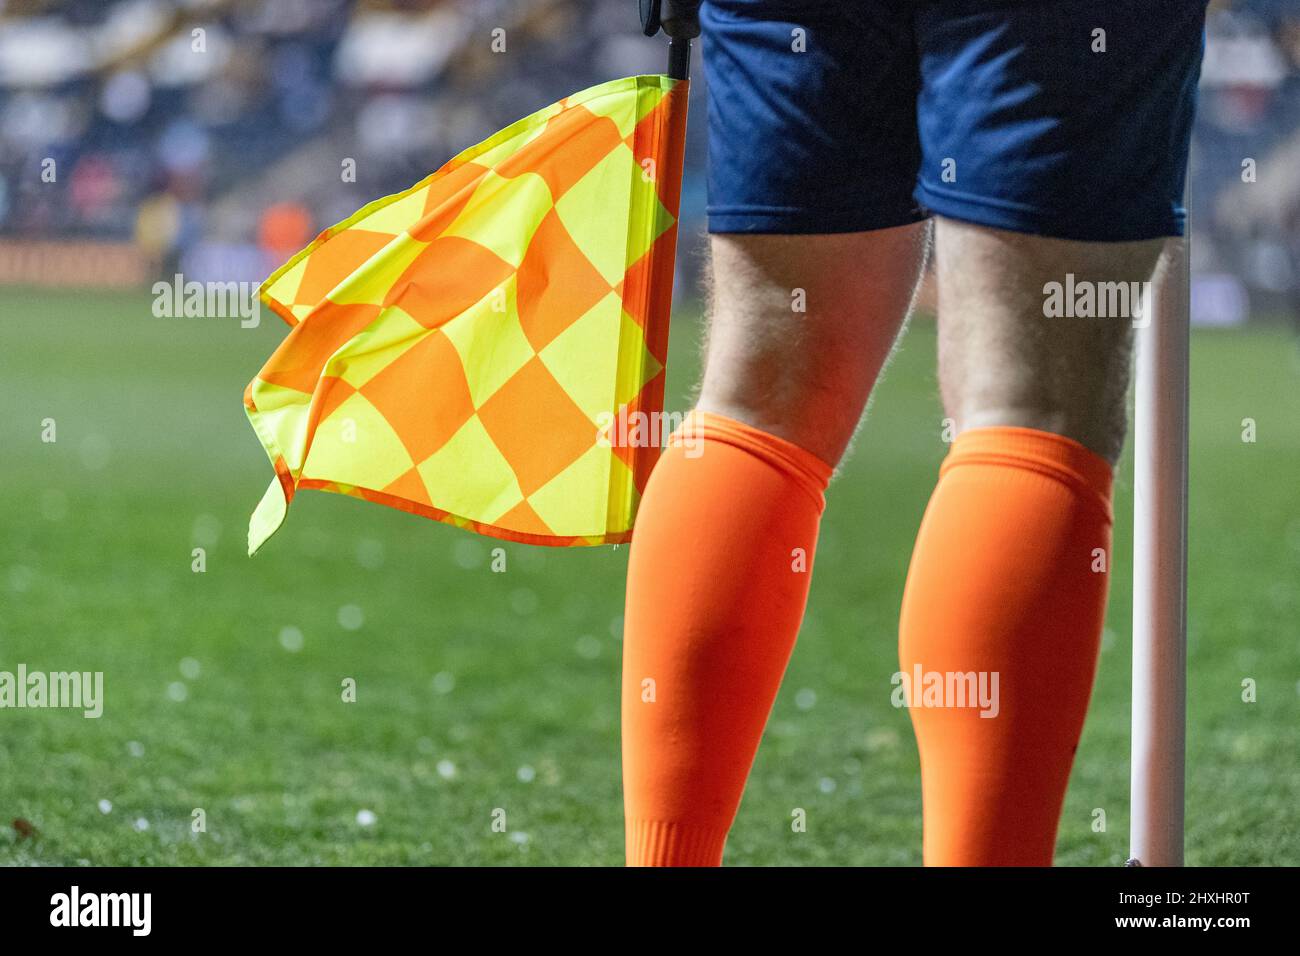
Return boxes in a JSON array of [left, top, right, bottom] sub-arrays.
[[1128, 195, 1191, 867], [641, 0, 700, 80]]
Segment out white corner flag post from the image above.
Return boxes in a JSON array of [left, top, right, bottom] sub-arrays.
[[1128, 203, 1191, 867]]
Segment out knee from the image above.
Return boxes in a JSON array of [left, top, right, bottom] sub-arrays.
[[697, 361, 866, 469], [952, 400, 1128, 465], [933, 220, 1157, 466], [696, 227, 927, 466], [937, 308, 1135, 464], [940, 348, 1132, 466]]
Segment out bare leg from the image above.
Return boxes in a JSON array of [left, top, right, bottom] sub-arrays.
[[935, 217, 1163, 463], [899, 218, 1165, 865], [700, 224, 930, 465], [622, 224, 927, 865]]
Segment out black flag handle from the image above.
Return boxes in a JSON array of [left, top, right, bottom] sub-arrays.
[[640, 0, 700, 80]]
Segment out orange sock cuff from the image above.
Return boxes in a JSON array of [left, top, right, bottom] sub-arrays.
[[673, 410, 834, 511], [944, 426, 1115, 524], [626, 820, 730, 868]]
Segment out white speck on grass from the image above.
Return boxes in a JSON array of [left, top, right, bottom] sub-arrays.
[[575, 634, 601, 659], [448, 724, 471, 743], [436, 759, 457, 780], [770, 720, 798, 738], [179, 657, 201, 680], [97, 799, 112, 814], [819, 777, 836, 794], [1267, 582, 1297, 613], [167, 681, 188, 702], [795, 688, 817, 711], [509, 588, 538, 615], [191, 513, 222, 547], [1232, 733, 1263, 759], [517, 765, 536, 783], [431, 671, 455, 694], [337, 604, 364, 631], [356, 809, 377, 827], [356, 538, 385, 570], [7, 565, 33, 593], [133, 817, 149, 832], [453, 537, 485, 570], [279, 626, 304, 652], [510, 831, 529, 845], [127, 741, 145, 758], [865, 728, 899, 752], [79, 434, 111, 472]]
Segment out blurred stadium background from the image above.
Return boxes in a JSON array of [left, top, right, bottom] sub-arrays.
[[0, 0, 711, 291], [0, 0, 1297, 865], [2, 0, 1300, 318]]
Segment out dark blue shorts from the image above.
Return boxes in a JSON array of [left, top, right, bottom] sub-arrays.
[[702, 0, 1207, 241]]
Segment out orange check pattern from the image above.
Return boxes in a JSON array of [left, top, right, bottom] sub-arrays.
[[245, 76, 687, 554]]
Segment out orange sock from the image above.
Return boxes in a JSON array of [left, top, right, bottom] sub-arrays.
[[899, 426, 1115, 866], [622, 411, 832, 866]]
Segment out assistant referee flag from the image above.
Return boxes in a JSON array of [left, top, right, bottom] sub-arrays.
[[244, 75, 687, 554]]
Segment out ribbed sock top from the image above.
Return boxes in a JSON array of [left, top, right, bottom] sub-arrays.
[[943, 426, 1115, 524], [672, 410, 835, 511]]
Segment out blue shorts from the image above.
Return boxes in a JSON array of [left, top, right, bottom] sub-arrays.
[[702, 0, 1207, 241]]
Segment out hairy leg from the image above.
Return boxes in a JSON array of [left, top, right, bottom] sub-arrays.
[[935, 217, 1163, 463], [623, 225, 927, 865], [900, 219, 1165, 865], [700, 225, 930, 464]]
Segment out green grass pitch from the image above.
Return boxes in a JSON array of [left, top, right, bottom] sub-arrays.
[[1, 286, 1297, 865]]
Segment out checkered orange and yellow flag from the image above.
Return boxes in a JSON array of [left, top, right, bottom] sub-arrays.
[[244, 75, 687, 554]]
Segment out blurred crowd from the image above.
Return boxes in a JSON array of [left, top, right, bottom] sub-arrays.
[[1193, 0, 1300, 324], [0, 0, 703, 285], [0, 0, 1296, 324]]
